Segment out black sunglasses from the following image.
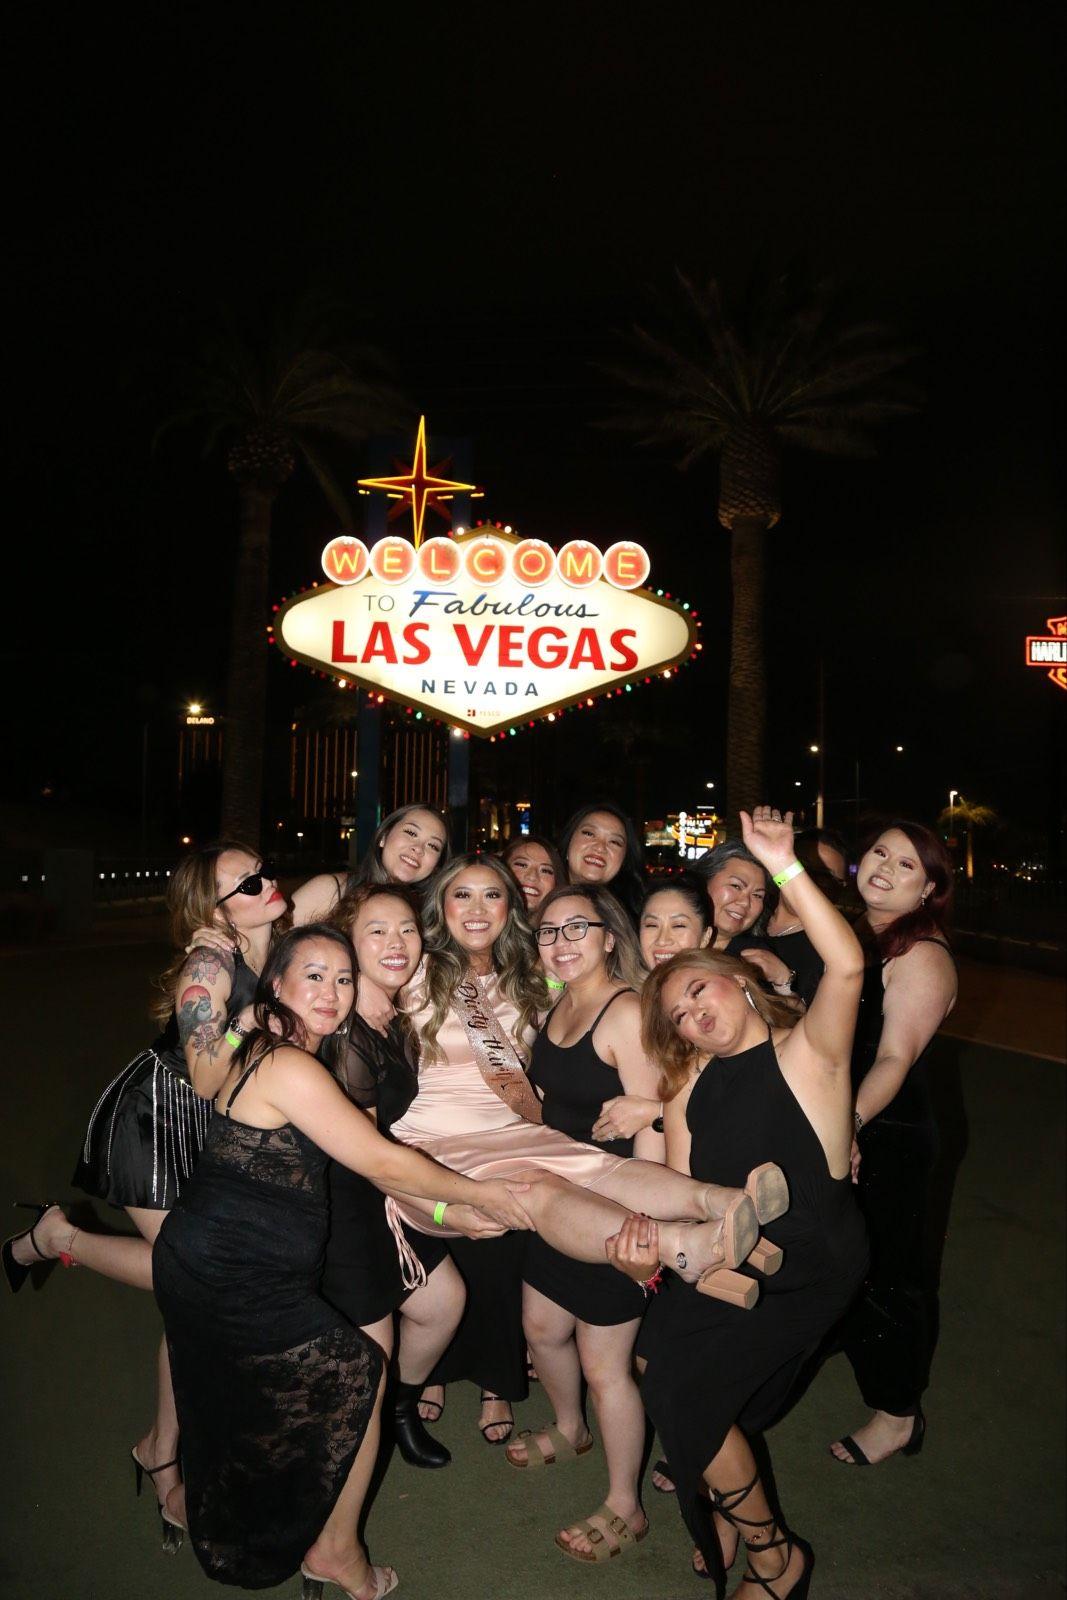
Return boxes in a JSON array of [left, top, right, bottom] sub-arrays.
[[217, 860, 277, 906]]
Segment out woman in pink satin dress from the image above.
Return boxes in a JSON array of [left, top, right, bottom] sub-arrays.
[[393, 856, 789, 1439]]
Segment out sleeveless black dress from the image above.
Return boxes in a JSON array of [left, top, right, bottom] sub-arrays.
[[320, 1014, 421, 1327], [523, 990, 645, 1325], [153, 1058, 383, 1589], [838, 939, 950, 1413], [638, 1033, 867, 1583], [74, 951, 258, 1210]]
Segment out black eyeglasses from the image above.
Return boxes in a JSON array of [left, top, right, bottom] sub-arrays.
[[536, 919, 606, 946], [217, 860, 277, 906]]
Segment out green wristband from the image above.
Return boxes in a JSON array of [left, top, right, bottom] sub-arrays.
[[545, 976, 566, 991], [432, 1201, 448, 1226], [224, 1028, 243, 1049], [772, 861, 805, 889]]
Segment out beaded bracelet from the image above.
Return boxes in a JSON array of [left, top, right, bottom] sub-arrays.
[[772, 860, 806, 889]]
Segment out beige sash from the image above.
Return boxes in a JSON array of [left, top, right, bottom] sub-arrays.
[[453, 976, 543, 1125]]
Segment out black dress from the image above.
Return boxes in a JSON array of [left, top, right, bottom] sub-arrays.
[[523, 991, 645, 1325], [838, 941, 950, 1414], [74, 951, 258, 1210], [638, 1032, 867, 1583], [320, 1015, 423, 1328], [766, 927, 824, 1008], [153, 1058, 383, 1590]]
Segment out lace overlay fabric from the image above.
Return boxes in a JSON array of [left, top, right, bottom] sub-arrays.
[[155, 1110, 383, 1588]]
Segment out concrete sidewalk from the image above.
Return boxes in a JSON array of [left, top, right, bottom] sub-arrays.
[[0, 941, 1063, 1599]]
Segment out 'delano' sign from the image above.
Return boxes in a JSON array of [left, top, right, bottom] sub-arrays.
[[276, 526, 697, 737]]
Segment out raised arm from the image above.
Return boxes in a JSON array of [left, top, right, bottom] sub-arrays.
[[291, 872, 347, 926], [262, 1050, 536, 1231], [855, 942, 956, 1126], [740, 808, 864, 1071], [176, 945, 245, 1099]]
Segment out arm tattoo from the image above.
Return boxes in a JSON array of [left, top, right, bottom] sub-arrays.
[[185, 946, 235, 986], [177, 986, 226, 1055]]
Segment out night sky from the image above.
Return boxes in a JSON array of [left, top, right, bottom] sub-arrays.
[[7, 5, 1064, 854]]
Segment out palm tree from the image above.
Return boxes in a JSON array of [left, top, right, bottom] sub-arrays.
[[606, 269, 920, 821], [938, 796, 998, 880], [159, 294, 405, 841]]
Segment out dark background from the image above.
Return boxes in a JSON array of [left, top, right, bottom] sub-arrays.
[[5, 2, 1064, 855]]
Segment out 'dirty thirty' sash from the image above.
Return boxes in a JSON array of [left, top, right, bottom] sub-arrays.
[[453, 977, 543, 1124]]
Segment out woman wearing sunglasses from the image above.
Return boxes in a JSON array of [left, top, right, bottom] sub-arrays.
[[4, 842, 288, 1547], [512, 883, 661, 1565]]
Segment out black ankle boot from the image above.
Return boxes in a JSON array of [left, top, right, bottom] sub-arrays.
[[393, 1381, 451, 1469]]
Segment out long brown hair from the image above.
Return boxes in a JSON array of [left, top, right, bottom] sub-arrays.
[[641, 948, 799, 1101], [417, 854, 546, 1064], [151, 841, 289, 1022]]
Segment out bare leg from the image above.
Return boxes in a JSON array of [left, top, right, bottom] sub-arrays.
[[397, 1258, 465, 1384], [506, 1286, 589, 1466], [703, 1426, 807, 1597], [358, 1315, 395, 1363], [830, 1408, 919, 1464], [125, 1209, 182, 1509], [590, 1159, 742, 1223], [557, 1318, 648, 1556], [517, 1174, 738, 1282], [302, 1364, 395, 1600], [12, 1204, 154, 1289]]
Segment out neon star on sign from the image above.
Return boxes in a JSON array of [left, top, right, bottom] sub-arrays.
[[280, 527, 694, 737], [358, 416, 477, 549]]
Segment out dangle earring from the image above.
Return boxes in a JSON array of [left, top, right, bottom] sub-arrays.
[[743, 986, 759, 1013]]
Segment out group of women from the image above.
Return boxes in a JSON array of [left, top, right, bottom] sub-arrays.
[[4, 796, 958, 1600]]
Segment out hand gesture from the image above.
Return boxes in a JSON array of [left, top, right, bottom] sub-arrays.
[[850, 1137, 862, 1185], [440, 1203, 507, 1239], [592, 1095, 661, 1143], [739, 806, 796, 876], [186, 925, 237, 957], [473, 1179, 537, 1232], [738, 947, 793, 989], [605, 1213, 660, 1283]]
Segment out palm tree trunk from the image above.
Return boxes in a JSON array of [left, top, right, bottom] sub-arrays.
[[220, 485, 276, 844], [726, 517, 767, 825]]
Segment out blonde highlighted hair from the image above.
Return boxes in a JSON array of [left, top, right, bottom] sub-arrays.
[[641, 947, 799, 1101], [418, 854, 547, 1064]]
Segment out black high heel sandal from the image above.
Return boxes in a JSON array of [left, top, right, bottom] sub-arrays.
[[833, 1406, 926, 1466], [704, 1473, 814, 1600], [132, 1447, 185, 1554], [2, 1202, 62, 1294]]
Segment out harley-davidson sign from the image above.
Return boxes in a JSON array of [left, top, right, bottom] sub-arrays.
[[276, 527, 696, 736]]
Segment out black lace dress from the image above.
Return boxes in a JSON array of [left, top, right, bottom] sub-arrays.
[[638, 1032, 867, 1584], [153, 1060, 383, 1589], [74, 952, 258, 1210]]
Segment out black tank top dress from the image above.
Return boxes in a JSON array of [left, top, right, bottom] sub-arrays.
[[638, 1033, 868, 1584], [74, 951, 258, 1210], [153, 1056, 383, 1589], [523, 990, 645, 1325], [320, 1014, 421, 1327], [838, 939, 952, 1413]]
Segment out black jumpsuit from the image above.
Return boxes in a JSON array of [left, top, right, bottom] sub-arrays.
[[638, 1032, 867, 1582]]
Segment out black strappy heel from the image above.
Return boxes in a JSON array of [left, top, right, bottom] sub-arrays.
[[132, 1447, 185, 1555], [2, 1202, 61, 1294], [706, 1473, 814, 1599]]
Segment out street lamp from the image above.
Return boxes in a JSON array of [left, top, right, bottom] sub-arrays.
[[948, 789, 959, 841]]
